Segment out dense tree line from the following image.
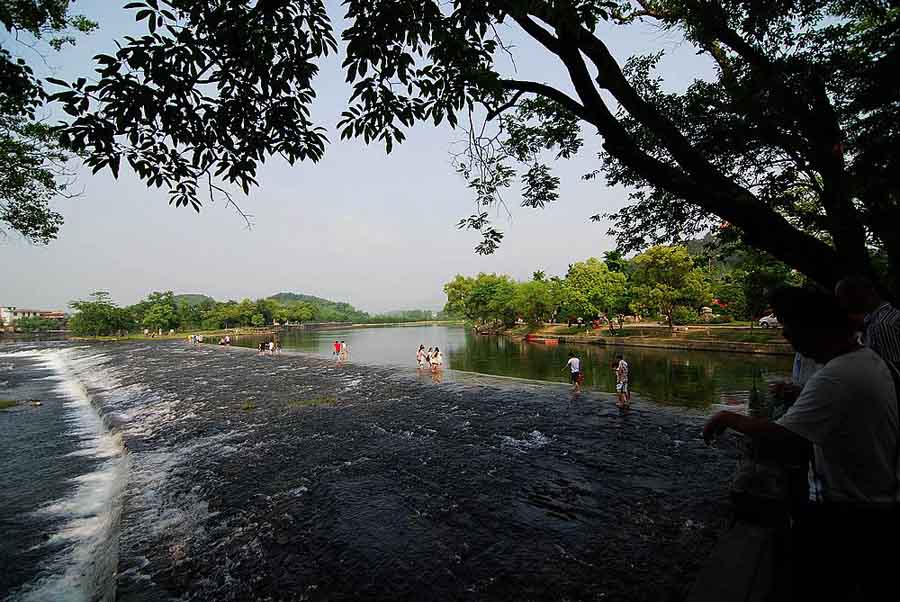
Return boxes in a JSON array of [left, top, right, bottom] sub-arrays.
[[444, 244, 799, 329], [66, 291, 445, 337]]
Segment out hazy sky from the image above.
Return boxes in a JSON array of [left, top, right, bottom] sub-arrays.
[[0, 2, 712, 313]]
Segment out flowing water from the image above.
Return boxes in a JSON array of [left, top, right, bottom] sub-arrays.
[[1, 336, 757, 601], [230, 324, 792, 410]]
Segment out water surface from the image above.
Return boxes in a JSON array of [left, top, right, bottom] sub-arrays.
[[230, 325, 792, 409]]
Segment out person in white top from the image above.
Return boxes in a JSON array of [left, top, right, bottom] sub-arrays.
[[416, 344, 426, 368], [430, 347, 443, 372], [565, 352, 582, 392], [614, 354, 630, 408], [703, 287, 898, 600]]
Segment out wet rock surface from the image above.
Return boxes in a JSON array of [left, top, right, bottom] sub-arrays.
[[56, 342, 735, 601]]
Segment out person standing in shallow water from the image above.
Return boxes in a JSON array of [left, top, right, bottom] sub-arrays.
[[565, 351, 582, 393], [333, 340, 341, 357], [416, 345, 426, 368], [430, 347, 443, 372], [615, 354, 630, 408]]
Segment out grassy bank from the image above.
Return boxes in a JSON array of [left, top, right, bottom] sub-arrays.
[[70, 326, 273, 342], [493, 323, 791, 355]]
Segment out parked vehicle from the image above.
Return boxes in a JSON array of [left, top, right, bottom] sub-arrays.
[[758, 314, 781, 328]]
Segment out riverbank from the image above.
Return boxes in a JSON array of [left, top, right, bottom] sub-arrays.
[[2, 340, 739, 601], [65, 321, 464, 342], [498, 324, 793, 356], [68, 326, 274, 342]]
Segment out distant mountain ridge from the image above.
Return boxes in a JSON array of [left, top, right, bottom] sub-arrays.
[[268, 292, 369, 322], [173, 294, 215, 307]]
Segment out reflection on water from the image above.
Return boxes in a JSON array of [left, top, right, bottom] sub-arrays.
[[228, 325, 792, 409]]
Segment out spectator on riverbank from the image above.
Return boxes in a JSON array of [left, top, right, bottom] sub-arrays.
[[565, 352, 581, 393], [836, 275, 900, 370], [703, 287, 898, 600], [615, 354, 630, 408]]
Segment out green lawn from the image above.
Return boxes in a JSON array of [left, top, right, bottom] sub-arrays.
[[680, 329, 786, 344]]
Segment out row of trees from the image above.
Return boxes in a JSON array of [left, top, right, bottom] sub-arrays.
[[66, 291, 445, 337], [444, 244, 800, 329]]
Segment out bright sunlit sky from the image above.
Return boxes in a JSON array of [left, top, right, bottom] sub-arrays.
[[1, 1, 713, 313]]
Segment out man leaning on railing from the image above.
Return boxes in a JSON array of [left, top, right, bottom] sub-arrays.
[[703, 286, 899, 602]]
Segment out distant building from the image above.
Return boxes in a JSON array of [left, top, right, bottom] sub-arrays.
[[0, 307, 67, 328]]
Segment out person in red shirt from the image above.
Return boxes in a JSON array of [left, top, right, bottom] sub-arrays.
[[333, 340, 341, 356]]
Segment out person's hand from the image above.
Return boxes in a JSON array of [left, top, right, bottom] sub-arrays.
[[703, 411, 730, 445]]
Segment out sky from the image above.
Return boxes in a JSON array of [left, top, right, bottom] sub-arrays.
[[0, 1, 713, 313]]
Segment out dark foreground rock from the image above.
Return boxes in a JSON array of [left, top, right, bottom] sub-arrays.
[[62, 342, 736, 602]]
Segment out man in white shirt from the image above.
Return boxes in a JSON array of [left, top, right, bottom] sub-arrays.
[[703, 287, 898, 600], [565, 352, 581, 393]]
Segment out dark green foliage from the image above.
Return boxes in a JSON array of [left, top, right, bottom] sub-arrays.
[[65, 289, 442, 335], [268, 292, 370, 323], [15, 315, 60, 332], [172, 294, 215, 307], [68, 291, 135, 336], [1, 1, 97, 242], [48, 0, 334, 220], [38, 1, 898, 296]]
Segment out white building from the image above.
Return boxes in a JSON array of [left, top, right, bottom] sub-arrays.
[[0, 307, 66, 327]]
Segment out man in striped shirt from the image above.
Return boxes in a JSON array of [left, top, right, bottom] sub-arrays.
[[836, 276, 900, 369]]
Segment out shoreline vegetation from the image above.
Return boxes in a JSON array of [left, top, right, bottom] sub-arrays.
[[62, 320, 791, 355], [64, 320, 466, 342], [490, 323, 793, 356]]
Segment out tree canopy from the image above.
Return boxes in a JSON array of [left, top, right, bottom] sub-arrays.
[[65, 289, 447, 335], [41, 1, 900, 294], [1, 0, 96, 243], [444, 242, 796, 328]]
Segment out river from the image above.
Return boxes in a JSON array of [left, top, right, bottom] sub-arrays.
[[229, 324, 793, 410], [1, 334, 757, 601]]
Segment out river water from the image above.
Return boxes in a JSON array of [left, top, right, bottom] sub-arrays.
[[231, 324, 792, 410], [1, 335, 753, 601]]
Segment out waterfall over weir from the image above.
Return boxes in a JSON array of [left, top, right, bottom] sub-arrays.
[[3, 341, 739, 601], [1, 348, 127, 602]]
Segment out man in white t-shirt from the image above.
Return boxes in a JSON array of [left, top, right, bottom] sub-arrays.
[[703, 287, 898, 600], [565, 352, 581, 393]]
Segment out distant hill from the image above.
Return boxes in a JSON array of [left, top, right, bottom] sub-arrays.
[[268, 292, 369, 322], [174, 294, 215, 307]]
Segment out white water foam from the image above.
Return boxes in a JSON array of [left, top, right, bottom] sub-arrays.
[[6, 350, 128, 602], [498, 430, 551, 452]]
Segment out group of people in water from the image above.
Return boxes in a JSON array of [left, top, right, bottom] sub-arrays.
[[333, 340, 350, 362], [415, 345, 443, 372], [564, 351, 631, 408], [257, 340, 280, 354]]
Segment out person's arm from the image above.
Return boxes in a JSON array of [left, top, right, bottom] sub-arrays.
[[703, 411, 808, 449]]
